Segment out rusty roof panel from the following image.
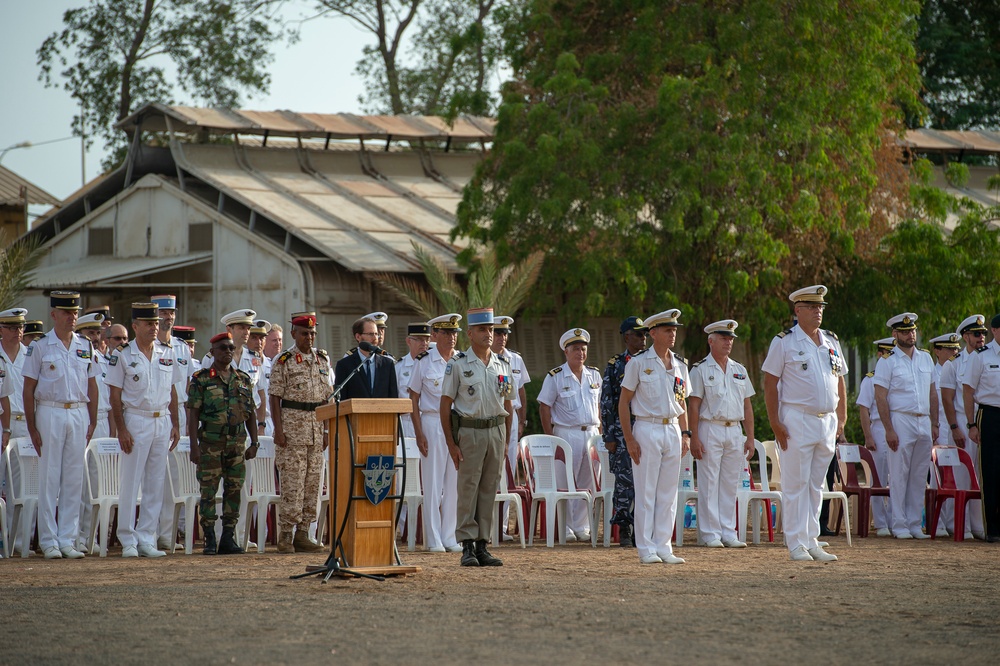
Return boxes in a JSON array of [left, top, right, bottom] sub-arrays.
[[296, 113, 386, 138], [358, 115, 446, 139], [418, 115, 494, 141], [235, 110, 316, 134], [0, 166, 61, 207]]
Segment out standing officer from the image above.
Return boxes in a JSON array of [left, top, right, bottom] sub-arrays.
[[440, 307, 512, 567], [107, 303, 183, 558], [85, 305, 113, 331], [202, 310, 267, 427], [874, 313, 939, 540], [537, 328, 601, 542], [941, 314, 989, 540], [74, 312, 112, 551], [269, 313, 333, 553], [22, 291, 99, 560], [491, 315, 530, 541], [688, 319, 755, 549], [856, 338, 896, 536], [335, 317, 398, 400], [173, 326, 198, 370], [0, 308, 31, 553], [410, 313, 464, 553], [187, 332, 259, 555], [618, 309, 689, 565], [264, 324, 283, 361], [396, 322, 431, 440], [600, 316, 647, 547], [365, 311, 393, 358], [762, 285, 847, 562], [963, 314, 1000, 542], [929, 332, 962, 536], [248, 319, 272, 435]]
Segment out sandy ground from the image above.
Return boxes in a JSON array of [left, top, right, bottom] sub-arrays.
[[3, 531, 998, 665]]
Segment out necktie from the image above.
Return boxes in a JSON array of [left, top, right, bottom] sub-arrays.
[[365, 357, 374, 393]]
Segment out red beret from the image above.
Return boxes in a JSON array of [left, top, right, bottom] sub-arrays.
[[210, 332, 233, 345], [292, 314, 316, 328]]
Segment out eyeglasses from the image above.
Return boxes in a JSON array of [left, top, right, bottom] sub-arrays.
[[968, 331, 986, 337], [109, 335, 127, 341], [1, 324, 24, 330]]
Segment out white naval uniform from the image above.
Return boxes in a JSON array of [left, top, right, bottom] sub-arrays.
[[873, 347, 935, 537], [855, 373, 892, 530], [78, 351, 112, 547], [939, 349, 984, 536], [497, 349, 530, 535], [396, 353, 418, 439], [621, 349, 689, 559], [688, 354, 755, 544], [107, 340, 183, 550], [1, 343, 32, 550], [537, 362, 600, 535], [157, 336, 196, 545], [408, 347, 460, 550], [761, 326, 848, 554], [22, 331, 98, 553]]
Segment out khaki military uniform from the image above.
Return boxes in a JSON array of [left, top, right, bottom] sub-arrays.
[[269, 347, 333, 534]]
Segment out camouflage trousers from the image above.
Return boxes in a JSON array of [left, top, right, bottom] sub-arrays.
[[608, 438, 635, 527], [275, 440, 324, 532], [197, 436, 247, 531]]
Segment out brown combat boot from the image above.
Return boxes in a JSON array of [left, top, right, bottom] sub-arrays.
[[292, 529, 323, 553], [277, 530, 295, 554]]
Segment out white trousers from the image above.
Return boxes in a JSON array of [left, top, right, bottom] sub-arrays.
[[887, 412, 933, 537], [553, 424, 597, 534], [695, 421, 744, 543], [78, 413, 110, 545], [4, 417, 35, 551], [779, 406, 837, 553], [420, 413, 458, 549], [116, 412, 171, 549], [869, 420, 892, 530], [630, 420, 681, 558], [37, 404, 89, 551]]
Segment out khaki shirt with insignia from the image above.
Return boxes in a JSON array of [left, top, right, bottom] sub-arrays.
[[441, 349, 511, 419]]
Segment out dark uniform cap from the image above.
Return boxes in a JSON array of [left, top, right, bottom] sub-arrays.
[[993, 314, 1000, 329], [85, 305, 113, 321], [50, 291, 81, 310], [407, 322, 431, 337], [24, 320, 44, 335], [620, 316, 648, 334], [173, 325, 196, 342], [131, 303, 160, 321]]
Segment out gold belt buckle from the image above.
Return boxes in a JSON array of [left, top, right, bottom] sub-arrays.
[[14, 414, 24, 421], [662, 418, 671, 425], [816, 412, 827, 418], [724, 420, 734, 427], [153, 411, 162, 418], [63, 402, 73, 409]]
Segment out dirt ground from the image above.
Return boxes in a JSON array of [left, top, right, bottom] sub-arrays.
[[3, 530, 998, 666]]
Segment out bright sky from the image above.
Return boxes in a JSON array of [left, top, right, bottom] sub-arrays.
[[0, 2, 370, 210]]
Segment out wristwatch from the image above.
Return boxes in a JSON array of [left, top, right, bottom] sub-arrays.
[[681, 430, 692, 437], [967, 422, 978, 430], [250, 440, 260, 447], [950, 423, 959, 430]]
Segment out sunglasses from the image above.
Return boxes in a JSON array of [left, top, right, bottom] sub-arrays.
[[968, 331, 986, 337]]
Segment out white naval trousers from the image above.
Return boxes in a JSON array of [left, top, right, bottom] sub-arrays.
[[630, 420, 681, 558], [116, 411, 171, 549], [553, 424, 597, 534], [695, 421, 744, 544], [77, 411, 110, 546], [36, 403, 89, 551], [868, 420, 892, 530], [5, 416, 35, 551], [420, 412, 458, 549], [887, 412, 933, 537], [778, 405, 837, 553]]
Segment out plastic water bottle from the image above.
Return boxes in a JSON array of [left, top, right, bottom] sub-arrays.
[[684, 503, 697, 529], [681, 466, 693, 490], [740, 465, 751, 491]]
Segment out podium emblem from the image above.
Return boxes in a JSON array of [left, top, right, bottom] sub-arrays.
[[363, 455, 395, 505]]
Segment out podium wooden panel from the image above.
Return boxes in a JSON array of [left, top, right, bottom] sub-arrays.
[[316, 398, 412, 570]]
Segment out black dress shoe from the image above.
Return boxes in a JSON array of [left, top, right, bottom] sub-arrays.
[[987, 535, 1000, 543], [819, 527, 837, 537]]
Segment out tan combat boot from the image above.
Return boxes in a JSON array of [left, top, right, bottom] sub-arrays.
[[277, 530, 295, 554], [292, 529, 323, 553]]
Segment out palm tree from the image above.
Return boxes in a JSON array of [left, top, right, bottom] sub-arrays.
[[0, 231, 45, 310]]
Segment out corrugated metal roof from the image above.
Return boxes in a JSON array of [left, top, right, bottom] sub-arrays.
[[27, 252, 212, 289], [0, 165, 60, 207], [900, 128, 1000, 154]]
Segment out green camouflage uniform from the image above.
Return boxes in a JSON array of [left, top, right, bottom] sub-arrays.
[[187, 366, 254, 531]]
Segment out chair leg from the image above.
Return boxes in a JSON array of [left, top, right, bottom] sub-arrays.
[[928, 495, 943, 540], [184, 500, 196, 555], [258, 504, 267, 554], [528, 502, 539, 547], [856, 492, 870, 538], [547, 502, 557, 548], [953, 493, 967, 542]]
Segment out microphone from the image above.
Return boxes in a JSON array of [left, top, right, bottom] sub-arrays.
[[359, 340, 383, 354]]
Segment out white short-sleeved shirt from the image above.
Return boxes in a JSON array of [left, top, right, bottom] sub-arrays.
[[872, 348, 935, 415], [940, 348, 974, 417], [688, 355, 755, 421], [537, 362, 601, 427], [963, 340, 1000, 408], [94, 353, 112, 412], [497, 349, 530, 410], [396, 353, 417, 400], [106, 340, 184, 411], [202, 347, 263, 400], [22, 330, 97, 403], [0, 357, 12, 404], [621, 349, 689, 420], [856, 374, 880, 425], [408, 347, 450, 413], [761, 326, 847, 414], [0, 343, 27, 414]]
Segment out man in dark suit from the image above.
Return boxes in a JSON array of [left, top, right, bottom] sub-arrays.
[[334, 316, 398, 400]]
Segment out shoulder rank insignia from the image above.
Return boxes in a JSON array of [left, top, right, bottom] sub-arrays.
[[587, 365, 600, 373], [976, 346, 989, 353], [673, 353, 687, 365], [156, 338, 172, 348], [918, 348, 929, 354], [886, 350, 895, 357], [824, 329, 839, 341], [691, 359, 705, 369], [192, 368, 209, 379], [277, 350, 293, 365], [548, 366, 563, 376], [116, 342, 128, 352], [454, 351, 466, 359], [633, 348, 648, 356], [776, 328, 793, 339], [865, 371, 874, 378], [607, 353, 622, 365], [415, 351, 430, 360], [317, 349, 329, 360]]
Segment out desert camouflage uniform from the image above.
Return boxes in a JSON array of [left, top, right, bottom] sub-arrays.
[[187, 366, 254, 531], [601, 351, 636, 529], [269, 347, 333, 534]]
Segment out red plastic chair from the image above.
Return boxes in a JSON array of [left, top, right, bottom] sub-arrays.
[[927, 446, 981, 542], [836, 444, 890, 537]]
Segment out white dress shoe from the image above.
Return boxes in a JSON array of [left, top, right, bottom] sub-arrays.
[[704, 539, 724, 548], [912, 532, 931, 540], [875, 528, 892, 537], [122, 545, 139, 558], [137, 544, 167, 558], [427, 545, 446, 553], [816, 541, 829, 548], [563, 532, 578, 543], [808, 547, 838, 562], [722, 539, 747, 548], [639, 553, 663, 564], [964, 532, 974, 540], [43, 547, 63, 559], [657, 552, 686, 564], [445, 544, 463, 553], [973, 531, 986, 540], [575, 530, 592, 542], [60, 547, 86, 559], [501, 533, 514, 542], [895, 532, 912, 540], [789, 546, 814, 561]]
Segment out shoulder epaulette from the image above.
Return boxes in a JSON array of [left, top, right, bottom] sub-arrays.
[[276, 350, 294, 365], [691, 359, 705, 369], [344, 346, 358, 357], [673, 353, 687, 365], [548, 366, 563, 376], [116, 342, 128, 352], [454, 351, 466, 359], [192, 368, 210, 379], [381, 350, 398, 361], [497, 354, 510, 365], [317, 349, 329, 360], [776, 328, 793, 339], [587, 365, 600, 373], [918, 348, 930, 354], [235, 368, 252, 380], [507, 348, 520, 356], [633, 348, 648, 356], [607, 352, 623, 365], [156, 338, 172, 348], [250, 349, 261, 358], [886, 350, 895, 357], [824, 329, 839, 341], [415, 351, 430, 360], [976, 346, 989, 353], [865, 371, 874, 378]]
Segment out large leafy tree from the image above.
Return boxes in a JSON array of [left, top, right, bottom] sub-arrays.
[[457, 0, 923, 356], [38, 0, 287, 169]]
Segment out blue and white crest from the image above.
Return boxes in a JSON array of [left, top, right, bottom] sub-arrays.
[[362, 455, 395, 505]]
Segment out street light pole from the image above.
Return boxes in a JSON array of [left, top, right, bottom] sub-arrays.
[[0, 140, 33, 165]]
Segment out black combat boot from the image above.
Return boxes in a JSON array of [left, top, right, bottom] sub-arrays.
[[217, 527, 244, 555], [460, 540, 479, 566], [474, 540, 503, 566], [619, 524, 634, 548], [202, 529, 218, 556]]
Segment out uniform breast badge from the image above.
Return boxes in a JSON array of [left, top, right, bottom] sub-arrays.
[[468, 386, 476, 396], [673, 376, 687, 401], [497, 374, 512, 396]]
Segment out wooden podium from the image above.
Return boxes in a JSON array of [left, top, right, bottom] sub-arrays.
[[314, 398, 419, 577]]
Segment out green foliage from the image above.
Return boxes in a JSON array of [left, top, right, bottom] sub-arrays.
[[37, 0, 286, 170], [458, 0, 923, 356], [0, 233, 46, 311]]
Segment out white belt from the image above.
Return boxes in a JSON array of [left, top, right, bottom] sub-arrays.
[[12, 412, 24, 421], [37, 400, 86, 410], [554, 424, 599, 431], [702, 418, 741, 427], [634, 416, 678, 425], [126, 408, 169, 418], [787, 405, 833, 418]]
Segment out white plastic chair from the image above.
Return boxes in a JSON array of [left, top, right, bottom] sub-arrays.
[[0, 496, 8, 558], [522, 434, 595, 547], [316, 452, 331, 546], [492, 458, 526, 548], [396, 437, 424, 552], [587, 435, 614, 548], [165, 439, 199, 554], [243, 436, 279, 553], [4, 440, 39, 558], [675, 451, 699, 547], [736, 440, 784, 544], [761, 440, 783, 528], [83, 437, 125, 557], [822, 477, 853, 547]]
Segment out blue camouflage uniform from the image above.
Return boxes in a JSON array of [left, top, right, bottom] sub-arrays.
[[600, 350, 637, 529]]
